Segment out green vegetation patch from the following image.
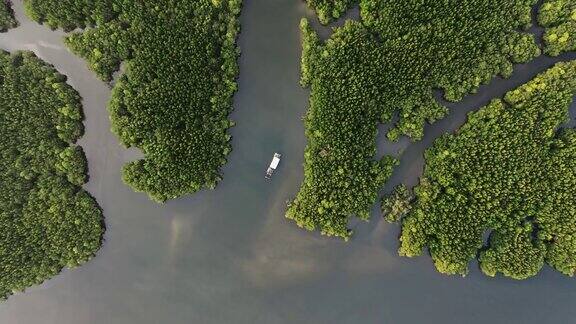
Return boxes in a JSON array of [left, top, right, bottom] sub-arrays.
[[0, 51, 103, 299], [24, 0, 242, 202], [388, 61, 576, 279], [288, 0, 541, 240], [0, 0, 17, 31], [305, 0, 356, 24], [381, 184, 413, 224], [539, 0, 576, 55]]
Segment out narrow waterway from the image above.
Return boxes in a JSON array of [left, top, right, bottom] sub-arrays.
[[1, 1, 576, 323]]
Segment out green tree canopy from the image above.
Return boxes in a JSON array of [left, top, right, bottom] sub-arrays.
[[0, 51, 103, 299], [305, 0, 356, 24], [0, 0, 17, 31], [24, 0, 242, 202], [393, 61, 576, 279], [539, 0, 576, 55], [289, 0, 541, 240]]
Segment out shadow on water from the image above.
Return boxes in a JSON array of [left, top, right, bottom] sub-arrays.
[[528, 0, 546, 46]]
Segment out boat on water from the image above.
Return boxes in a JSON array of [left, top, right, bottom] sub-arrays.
[[265, 153, 281, 179]]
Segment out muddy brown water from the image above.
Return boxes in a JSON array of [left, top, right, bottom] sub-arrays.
[[1, 1, 576, 323]]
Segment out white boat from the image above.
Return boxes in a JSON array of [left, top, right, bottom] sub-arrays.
[[265, 153, 281, 179]]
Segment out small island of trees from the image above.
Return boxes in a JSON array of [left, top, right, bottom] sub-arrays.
[[24, 0, 242, 202], [385, 61, 576, 279], [288, 0, 541, 240], [0, 51, 103, 299]]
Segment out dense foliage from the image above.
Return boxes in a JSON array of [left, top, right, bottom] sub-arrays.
[[0, 0, 17, 31], [288, 0, 541, 239], [381, 185, 413, 223], [0, 51, 103, 299], [23, 0, 116, 31], [305, 0, 356, 24], [25, 0, 242, 202], [394, 62, 576, 279], [539, 0, 576, 55]]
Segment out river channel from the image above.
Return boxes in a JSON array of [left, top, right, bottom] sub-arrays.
[[1, 0, 576, 323]]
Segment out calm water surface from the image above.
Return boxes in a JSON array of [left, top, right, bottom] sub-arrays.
[[1, 1, 576, 323]]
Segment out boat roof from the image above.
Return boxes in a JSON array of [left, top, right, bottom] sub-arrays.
[[270, 156, 280, 169]]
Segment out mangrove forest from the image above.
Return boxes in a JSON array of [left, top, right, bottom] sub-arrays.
[[0, 51, 103, 299], [387, 61, 576, 279], [287, 0, 542, 239], [0, 0, 17, 31], [24, 0, 243, 202], [539, 0, 576, 55]]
